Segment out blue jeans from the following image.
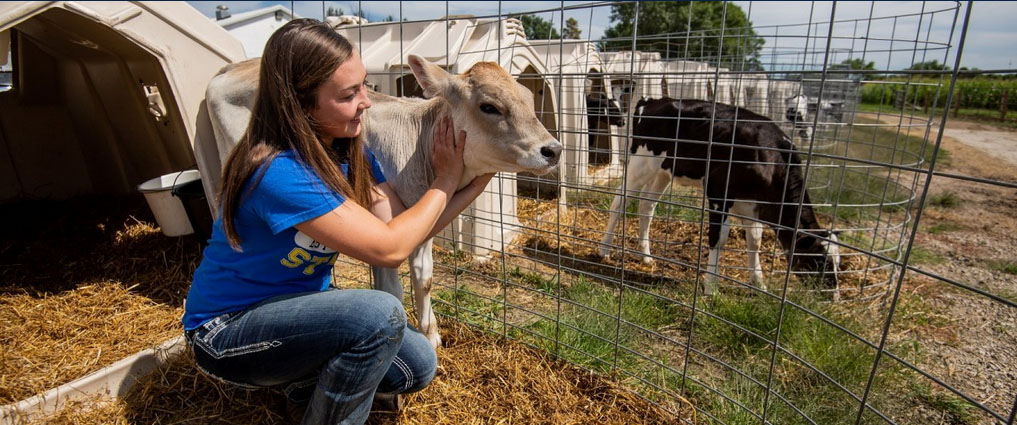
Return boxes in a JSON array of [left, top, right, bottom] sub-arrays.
[[185, 289, 436, 425]]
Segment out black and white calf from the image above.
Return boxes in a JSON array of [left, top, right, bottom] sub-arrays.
[[784, 94, 813, 142], [599, 97, 840, 295], [586, 92, 626, 130], [586, 92, 625, 164]]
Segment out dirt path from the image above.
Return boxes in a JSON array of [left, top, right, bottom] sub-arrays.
[[934, 119, 1017, 178], [861, 113, 1017, 423], [940, 127, 1017, 169]]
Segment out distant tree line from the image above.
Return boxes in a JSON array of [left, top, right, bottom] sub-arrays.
[[514, 2, 763, 71], [513, 15, 582, 40]]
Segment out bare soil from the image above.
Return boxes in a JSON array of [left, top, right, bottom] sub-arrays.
[[865, 114, 1017, 423]]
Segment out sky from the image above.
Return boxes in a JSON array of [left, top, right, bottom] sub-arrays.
[[185, 1, 1017, 72]]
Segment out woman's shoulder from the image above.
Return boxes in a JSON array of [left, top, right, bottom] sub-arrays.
[[256, 149, 318, 184], [261, 149, 304, 172]]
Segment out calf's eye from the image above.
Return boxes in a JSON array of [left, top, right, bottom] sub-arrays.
[[480, 103, 501, 115]]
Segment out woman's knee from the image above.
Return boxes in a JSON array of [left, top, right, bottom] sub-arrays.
[[379, 327, 436, 393], [362, 290, 407, 338], [405, 349, 437, 393]]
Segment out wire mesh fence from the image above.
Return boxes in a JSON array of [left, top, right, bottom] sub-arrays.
[[326, 1, 1016, 423]]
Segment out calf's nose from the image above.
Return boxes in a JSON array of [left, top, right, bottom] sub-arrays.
[[540, 143, 563, 165]]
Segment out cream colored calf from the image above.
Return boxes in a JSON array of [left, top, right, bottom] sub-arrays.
[[205, 55, 562, 347]]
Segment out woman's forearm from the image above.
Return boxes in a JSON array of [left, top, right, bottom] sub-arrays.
[[294, 176, 458, 269], [425, 174, 494, 240], [385, 177, 458, 257]]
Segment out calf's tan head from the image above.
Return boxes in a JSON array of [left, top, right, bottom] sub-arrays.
[[407, 55, 562, 176]]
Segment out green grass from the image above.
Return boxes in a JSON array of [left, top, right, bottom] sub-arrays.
[[985, 260, 1017, 276], [512, 268, 900, 424], [689, 293, 889, 424], [926, 222, 963, 235], [928, 191, 960, 208], [908, 245, 946, 265], [433, 288, 504, 330], [908, 381, 979, 424], [812, 167, 912, 223], [828, 115, 939, 166], [895, 288, 954, 333], [948, 108, 1017, 129], [522, 275, 686, 374], [509, 266, 558, 293], [653, 188, 705, 222], [567, 187, 615, 211], [809, 116, 934, 224]]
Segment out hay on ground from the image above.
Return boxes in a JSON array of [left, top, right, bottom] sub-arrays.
[[0, 196, 201, 404], [33, 320, 690, 425]]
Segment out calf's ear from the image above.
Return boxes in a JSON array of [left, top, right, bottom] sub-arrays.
[[408, 55, 451, 99]]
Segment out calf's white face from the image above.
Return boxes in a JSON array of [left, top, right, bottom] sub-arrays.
[[821, 233, 841, 276], [408, 55, 562, 177]]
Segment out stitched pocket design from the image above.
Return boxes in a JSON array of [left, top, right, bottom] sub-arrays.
[[193, 311, 283, 359]]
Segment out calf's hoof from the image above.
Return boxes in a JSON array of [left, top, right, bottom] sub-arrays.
[[426, 331, 442, 349]]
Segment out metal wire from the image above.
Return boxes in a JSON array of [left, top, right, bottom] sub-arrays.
[[326, 1, 1015, 423]]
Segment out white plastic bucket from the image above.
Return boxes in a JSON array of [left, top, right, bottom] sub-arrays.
[[138, 170, 201, 237]]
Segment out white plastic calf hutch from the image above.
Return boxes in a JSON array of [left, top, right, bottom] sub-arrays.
[[598, 51, 666, 113], [0, 1, 242, 212], [0, 1, 243, 420], [332, 16, 560, 256], [526, 38, 622, 187]]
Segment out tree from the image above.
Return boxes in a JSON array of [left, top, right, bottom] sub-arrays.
[[384, 15, 395, 22], [839, 58, 875, 70], [325, 6, 342, 17], [563, 17, 582, 39], [829, 58, 878, 80], [908, 60, 950, 71], [601, 2, 764, 71], [516, 14, 560, 40]]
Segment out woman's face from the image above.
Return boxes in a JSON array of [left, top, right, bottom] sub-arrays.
[[311, 51, 371, 140]]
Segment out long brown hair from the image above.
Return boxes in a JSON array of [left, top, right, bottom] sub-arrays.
[[219, 19, 376, 251]]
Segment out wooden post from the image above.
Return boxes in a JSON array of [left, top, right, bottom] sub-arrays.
[[953, 91, 962, 117], [1001, 90, 1009, 122], [923, 92, 930, 113]]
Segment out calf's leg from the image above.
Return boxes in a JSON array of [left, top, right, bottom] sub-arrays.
[[743, 220, 766, 289], [730, 202, 766, 290], [409, 241, 441, 348], [636, 171, 673, 263], [372, 267, 403, 302], [704, 206, 732, 296], [600, 153, 664, 260]]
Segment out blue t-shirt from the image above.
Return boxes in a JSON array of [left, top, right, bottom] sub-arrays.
[[182, 149, 387, 330]]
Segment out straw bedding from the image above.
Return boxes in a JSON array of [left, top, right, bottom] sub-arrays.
[[32, 321, 688, 424], [0, 196, 200, 404]]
